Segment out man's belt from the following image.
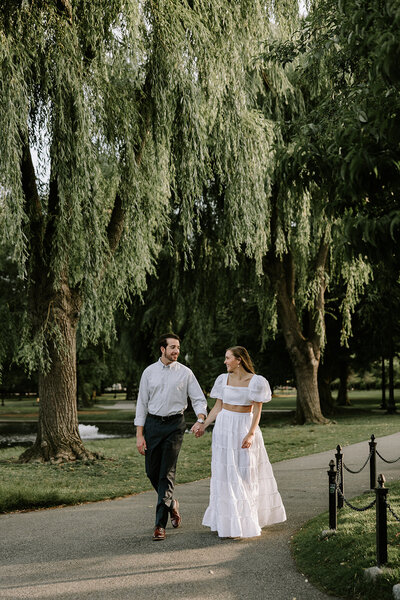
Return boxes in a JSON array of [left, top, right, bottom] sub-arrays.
[[147, 412, 184, 422]]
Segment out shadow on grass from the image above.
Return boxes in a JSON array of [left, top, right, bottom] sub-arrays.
[[1, 490, 64, 513]]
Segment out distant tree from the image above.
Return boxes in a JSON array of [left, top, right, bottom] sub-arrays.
[[351, 263, 400, 411], [76, 341, 112, 407]]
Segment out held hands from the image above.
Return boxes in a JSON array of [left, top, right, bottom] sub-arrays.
[[241, 432, 255, 449], [191, 422, 206, 438], [136, 434, 147, 455]]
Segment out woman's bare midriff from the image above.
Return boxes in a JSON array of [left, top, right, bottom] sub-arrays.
[[222, 403, 252, 413]]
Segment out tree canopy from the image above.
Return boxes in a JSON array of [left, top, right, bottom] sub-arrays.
[[1, 0, 399, 455], [0, 0, 293, 460]]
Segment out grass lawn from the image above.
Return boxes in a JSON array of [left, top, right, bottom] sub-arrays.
[[292, 480, 400, 600], [0, 393, 134, 422], [1, 389, 399, 421], [261, 410, 400, 462], [0, 434, 212, 513], [1, 407, 400, 513]]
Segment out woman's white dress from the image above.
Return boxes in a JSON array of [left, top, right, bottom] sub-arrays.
[[202, 373, 286, 538]]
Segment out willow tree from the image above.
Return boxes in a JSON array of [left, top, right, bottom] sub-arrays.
[[254, 0, 400, 421], [252, 10, 376, 422], [94, 2, 330, 425], [0, 1, 273, 462], [143, 0, 374, 425]]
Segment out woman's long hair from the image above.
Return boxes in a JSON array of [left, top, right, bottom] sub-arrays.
[[227, 346, 255, 374]]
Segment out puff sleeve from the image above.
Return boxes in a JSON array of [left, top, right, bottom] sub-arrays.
[[209, 374, 226, 399], [248, 374, 272, 403]]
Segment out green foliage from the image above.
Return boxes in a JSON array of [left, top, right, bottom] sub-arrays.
[[116, 0, 396, 392], [264, 0, 400, 211], [0, 245, 26, 381], [256, 0, 400, 347], [1, 0, 398, 408], [0, 1, 288, 372]]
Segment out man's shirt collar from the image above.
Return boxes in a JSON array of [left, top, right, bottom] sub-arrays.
[[158, 358, 178, 370]]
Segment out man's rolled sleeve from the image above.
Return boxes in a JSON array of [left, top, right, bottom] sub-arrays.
[[134, 372, 149, 427], [188, 371, 207, 417]]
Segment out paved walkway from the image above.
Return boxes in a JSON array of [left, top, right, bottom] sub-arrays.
[[97, 401, 136, 411], [1, 433, 399, 600]]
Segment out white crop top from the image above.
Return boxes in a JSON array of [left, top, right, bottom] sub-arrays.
[[209, 373, 271, 406]]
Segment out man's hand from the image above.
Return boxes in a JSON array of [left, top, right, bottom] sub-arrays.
[[136, 434, 147, 455], [191, 422, 205, 438]]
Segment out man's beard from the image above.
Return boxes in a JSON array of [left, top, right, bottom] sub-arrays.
[[165, 351, 178, 363]]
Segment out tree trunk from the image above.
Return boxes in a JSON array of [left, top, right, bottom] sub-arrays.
[[387, 342, 396, 414], [286, 340, 328, 424], [19, 284, 101, 463], [125, 378, 137, 403], [271, 249, 329, 425], [318, 363, 335, 416], [337, 361, 350, 406], [18, 136, 127, 463], [380, 356, 387, 409]]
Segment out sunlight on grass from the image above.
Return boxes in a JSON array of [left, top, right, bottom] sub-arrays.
[[292, 480, 400, 600]]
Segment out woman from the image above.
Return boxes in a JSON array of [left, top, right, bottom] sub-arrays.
[[194, 346, 286, 538]]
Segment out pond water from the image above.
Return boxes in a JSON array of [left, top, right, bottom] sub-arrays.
[[0, 424, 130, 449]]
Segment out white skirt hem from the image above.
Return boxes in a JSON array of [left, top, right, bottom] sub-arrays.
[[202, 409, 286, 538]]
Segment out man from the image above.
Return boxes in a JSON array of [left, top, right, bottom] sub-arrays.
[[135, 333, 207, 541]]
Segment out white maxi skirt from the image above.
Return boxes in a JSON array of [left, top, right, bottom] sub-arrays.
[[202, 409, 286, 538]]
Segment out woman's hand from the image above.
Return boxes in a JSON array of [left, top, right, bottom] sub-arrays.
[[241, 432, 255, 449], [190, 422, 199, 435], [192, 423, 206, 438]]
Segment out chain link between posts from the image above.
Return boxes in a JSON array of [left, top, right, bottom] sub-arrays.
[[376, 450, 400, 464], [335, 476, 376, 512], [385, 500, 400, 523], [343, 450, 373, 474]]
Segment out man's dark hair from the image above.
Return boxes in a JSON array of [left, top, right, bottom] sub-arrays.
[[158, 332, 181, 351]]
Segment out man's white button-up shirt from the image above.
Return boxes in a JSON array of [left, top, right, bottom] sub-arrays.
[[134, 359, 207, 426]]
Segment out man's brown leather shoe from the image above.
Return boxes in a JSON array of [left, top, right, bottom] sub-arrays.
[[153, 526, 166, 541], [170, 499, 181, 528]]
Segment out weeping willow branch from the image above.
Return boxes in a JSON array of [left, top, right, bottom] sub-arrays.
[[310, 238, 330, 348], [20, 140, 44, 252], [106, 193, 125, 255]]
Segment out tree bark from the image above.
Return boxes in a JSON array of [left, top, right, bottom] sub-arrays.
[[290, 340, 327, 423], [270, 250, 329, 424], [19, 281, 101, 463], [19, 145, 99, 462]]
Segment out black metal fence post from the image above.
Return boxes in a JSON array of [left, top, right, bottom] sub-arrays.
[[335, 445, 344, 509], [369, 434, 377, 489], [375, 473, 388, 567], [328, 459, 337, 530]]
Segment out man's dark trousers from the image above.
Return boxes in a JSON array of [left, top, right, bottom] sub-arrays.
[[144, 413, 186, 528]]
